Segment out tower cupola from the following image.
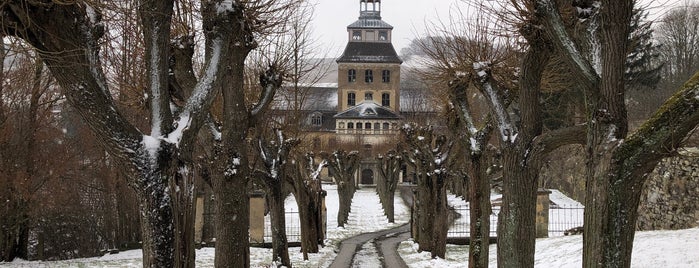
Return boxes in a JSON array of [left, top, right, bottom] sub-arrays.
[[360, 0, 381, 20]]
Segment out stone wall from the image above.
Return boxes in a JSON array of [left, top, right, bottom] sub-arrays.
[[637, 148, 699, 230]]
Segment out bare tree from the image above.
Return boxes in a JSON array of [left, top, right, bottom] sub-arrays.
[[321, 150, 360, 227], [656, 2, 699, 89], [287, 152, 326, 260], [253, 129, 298, 267], [537, 0, 699, 267], [401, 124, 453, 259], [0, 1, 295, 266], [376, 150, 402, 223]]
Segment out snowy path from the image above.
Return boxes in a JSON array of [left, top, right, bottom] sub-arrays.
[[329, 186, 413, 268]]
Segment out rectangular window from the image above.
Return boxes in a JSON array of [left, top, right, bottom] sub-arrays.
[[382, 93, 390, 106], [347, 92, 356, 106], [382, 70, 391, 83], [352, 30, 362, 40], [379, 31, 388, 41], [365, 70, 373, 83], [348, 69, 356, 82]]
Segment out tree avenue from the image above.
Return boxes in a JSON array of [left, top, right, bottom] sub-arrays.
[[1, 0, 298, 267]]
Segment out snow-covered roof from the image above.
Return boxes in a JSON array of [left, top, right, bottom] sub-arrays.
[[334, 101, 401, 120], [272, 86, 337, 111]]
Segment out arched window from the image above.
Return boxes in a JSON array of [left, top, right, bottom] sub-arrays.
[[382, 70, 391, 83], [357, 122, 363, 129], [348, 122, 354, 129], [311, 113, 322, 126], [365, 122, 372, 129], [382, 122, 389, 130], [348, 69, 356, 82], [381, 93, 390, 106], [365, 70, 373, 83], [365, 92, 373, 101], [374, 123, 380, 130], [347, 92, 356, 106]]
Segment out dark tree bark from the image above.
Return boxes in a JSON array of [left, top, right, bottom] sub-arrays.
[[401, 124, 452, 259], [321, 150, 360, 227], [0, 2, 244, 267], [254, 129, 298, 267], [288, 153, 326, 260], [447, 76, 495, 268], [376, 151, 402, 223], [539, 0, 699, 266]]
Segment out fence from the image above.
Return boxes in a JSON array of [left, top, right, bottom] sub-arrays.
[[263, 208, 302, 243], [447, 204, 585, 238]]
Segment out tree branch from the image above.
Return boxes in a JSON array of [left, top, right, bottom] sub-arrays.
[[529, 125, 587, 163], [617, 71, 699, 181], [250, 65, 283, 121], [537, 0, 600, 91]]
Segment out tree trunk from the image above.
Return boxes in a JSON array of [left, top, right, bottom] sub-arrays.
[[467, 155, 491, 268], [336, 180, 355, 227], [170, 161, 196, 268], [134, 173, 176, 268], [212, 174, 249, 267], [293, 179, 324, 259], [268, 184, 291, 267], [430, 174, 449, 259], [496, 146, 538, 268]]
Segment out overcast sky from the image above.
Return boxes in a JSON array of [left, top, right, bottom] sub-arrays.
[[309, 0, 687, 58]]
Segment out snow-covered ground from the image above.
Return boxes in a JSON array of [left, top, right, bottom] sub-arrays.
[[399, 227, 699, 268], [3, 185, 410, 268], [4, 186, 698, 267]]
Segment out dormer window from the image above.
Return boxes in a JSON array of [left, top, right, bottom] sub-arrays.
[[365, 70, 373, 83], [348, 69, 357, 82], [311, 113, 322, 126]]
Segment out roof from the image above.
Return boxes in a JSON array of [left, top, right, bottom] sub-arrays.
[[336, 42, 402, 64], [334, 101, 402, 120], [348, 18, 393, 29], [272, 86, 337, 111]]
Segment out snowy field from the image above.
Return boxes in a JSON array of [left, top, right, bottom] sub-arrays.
[[3, 186, 698, 267]]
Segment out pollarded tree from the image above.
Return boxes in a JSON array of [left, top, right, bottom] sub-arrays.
[[0, 1, 290, 267], [401, 124, 453, 259], [253, 129, 299, 267], [321, 150, 360, 228], [287, 152, 326, 260], [537, 0, 699, 267], [376, 150, 402, 223]]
